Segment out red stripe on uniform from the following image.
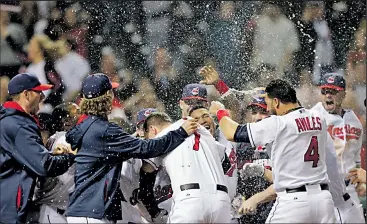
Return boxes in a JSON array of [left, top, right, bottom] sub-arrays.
[[16, 185, 22, 211]]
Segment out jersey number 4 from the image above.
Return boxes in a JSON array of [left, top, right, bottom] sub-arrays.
[[304, 136, 319, 168]]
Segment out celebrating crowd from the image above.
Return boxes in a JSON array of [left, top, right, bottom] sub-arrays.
[[0, 1, 366, 224]]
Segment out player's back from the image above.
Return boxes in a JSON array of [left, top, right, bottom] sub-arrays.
[[268, 108, 329, 191], [157, 119, 227, 195]]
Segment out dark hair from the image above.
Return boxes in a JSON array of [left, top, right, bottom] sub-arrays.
[[143, 112, 172, 132], [52, 102, 75, 119], [248, 105, 268, 114], [265, 79, 298, 104], [188, 105, 207, 116]]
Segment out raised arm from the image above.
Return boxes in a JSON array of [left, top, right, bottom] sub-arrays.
[[104, 120, 198, 159]]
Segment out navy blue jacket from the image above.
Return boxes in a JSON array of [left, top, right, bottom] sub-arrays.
[[65, 115, 188, 221], [0, 102, 75, 224]]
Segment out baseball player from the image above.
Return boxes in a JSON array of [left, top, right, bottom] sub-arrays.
[[119, 108, 160, 224], [239, 131, 365, 223], [33, 103, 80, 223], [141, 112, 231, 223], [179, 83, 209, 118], [312, 73, 364, 217], [234, 97, 273, 224], [210, 79, 335, 223], [64, 74, 198, 224]]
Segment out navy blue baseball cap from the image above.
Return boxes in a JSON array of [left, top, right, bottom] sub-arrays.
[[247, 97, 267, 110], [136, 108, 157, 126], [320, 73, 346, 91], [8, 73, 53, 95], [181, 83, 207, 101], [81, 73, 119, 99]]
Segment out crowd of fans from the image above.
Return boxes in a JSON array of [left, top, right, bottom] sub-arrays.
[[0, 0, 365, 166]]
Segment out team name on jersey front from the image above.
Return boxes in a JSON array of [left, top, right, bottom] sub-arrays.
[[327, 124, 362, 141]]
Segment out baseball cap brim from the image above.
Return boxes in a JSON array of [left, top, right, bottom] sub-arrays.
[[247, 103, 267, 110], [32, 84, 54, 91], [112, 82, 119, 89], [320, 84, 344, 91], [181, 96, 208, 101]]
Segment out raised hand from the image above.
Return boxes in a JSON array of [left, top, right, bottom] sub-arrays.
[[209, 101, 225, 116], [199, 65, 220, 85]]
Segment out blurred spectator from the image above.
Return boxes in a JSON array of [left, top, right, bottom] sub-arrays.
[[207, 1, 241, 88], [344, 19, 366, 135], [0, 9, 28, 79], [295, 70, 321, 108], [0, 76, 9, 104], [26, 35, 65, 112], [325, 1, 366, 70], [149, 47, 181, 117], [20, 1, 40, 40], [250, 2, 300, 80], [55, 38, 90, 102], [123, 78, 166, 122], [60, 3, 88, 59], [309, 2, 334, 84]]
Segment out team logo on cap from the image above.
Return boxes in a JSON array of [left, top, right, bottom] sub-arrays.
[[327, 76, 335, 84], [191, 87, 199, 96], [144, 109, 154, 117]]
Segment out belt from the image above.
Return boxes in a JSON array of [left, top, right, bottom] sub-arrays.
[[56, 208, 65, 215], [343, 193, 350, 201], [345, 180, 350, 186], [180, 183, 228, 193], [286, 184, 329, 193]]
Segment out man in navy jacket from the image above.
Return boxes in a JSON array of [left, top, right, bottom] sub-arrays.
[[65, 73, 198, 223], [0, 73, 76, 224]]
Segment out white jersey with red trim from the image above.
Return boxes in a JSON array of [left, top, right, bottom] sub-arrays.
[[246, 108, 329, 192], [150, 119, 227, 197], [312, 102, 363, 177], [216, 130, 238, 200]]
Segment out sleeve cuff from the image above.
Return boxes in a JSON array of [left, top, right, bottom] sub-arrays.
[[214, 80, 230, 95], [177, 126, 189, 138]]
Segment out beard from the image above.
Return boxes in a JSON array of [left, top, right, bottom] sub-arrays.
[[269, 106, 277, 115]]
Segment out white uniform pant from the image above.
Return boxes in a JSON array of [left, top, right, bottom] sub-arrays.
[[67, 216, 114, 224], [266, 184, 335, 223], [38, 204, 67, 223], [167, 189, 231, 223], [334, 195, 365, 223], [116, 201, 150, 223]]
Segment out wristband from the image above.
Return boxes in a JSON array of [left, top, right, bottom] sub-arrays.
[[217, 109, 230, 122], [214, 80, 230, 95]]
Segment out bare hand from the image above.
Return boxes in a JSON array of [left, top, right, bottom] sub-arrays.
[[356, 183, 366, 196], [199, 65, 220, 85], [52, 144, 70, 155], [238, 197, 258, 215], [209, 101, 225, 116], [348, 168, 366, 184], [52, 144, 77, 155], [180, 119, 199, 136]]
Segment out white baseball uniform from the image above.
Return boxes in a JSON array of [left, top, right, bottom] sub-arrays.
[[150, 119, 231, 223], [313, 102, 364, 215], [243, 107, 335, 223], [34, 132, 75, 224], [118, 158, 150, 224], [324, 134, 365, 223]]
